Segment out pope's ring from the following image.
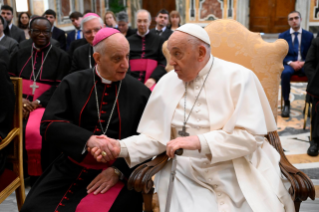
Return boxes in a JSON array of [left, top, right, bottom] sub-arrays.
[[101, 151, 107, 157], [24, 104, 27, 107]]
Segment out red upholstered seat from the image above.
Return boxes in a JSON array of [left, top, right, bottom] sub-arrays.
[[0, 169, 18, 191], [291, 75, 308, 82]]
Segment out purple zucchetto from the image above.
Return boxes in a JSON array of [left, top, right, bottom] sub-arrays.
[[92, 28, 121, 46]]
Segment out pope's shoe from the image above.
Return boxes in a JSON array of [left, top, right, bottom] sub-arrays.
[[307, 140, 319, 157], [281, 101, 290, 118]]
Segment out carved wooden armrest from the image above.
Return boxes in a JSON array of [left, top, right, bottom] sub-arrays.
[[0, 128, 20, 150], [266, 131, 315, 211], [127, 152, 169, 194]]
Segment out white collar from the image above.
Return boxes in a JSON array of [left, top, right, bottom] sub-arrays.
[[290, 27, 302, 34], [197, 54, 213, 78], [9, 23, 12, 30], [137, 29, 150, 37], [0, 34, 5, 41], [96, 66, 112, 84], [155, 26, 166, 32]]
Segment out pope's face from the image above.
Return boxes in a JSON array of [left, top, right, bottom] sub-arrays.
[[83, 18, 103, 45], [94, 34, 130, 82], [167, 32, 202, 82]]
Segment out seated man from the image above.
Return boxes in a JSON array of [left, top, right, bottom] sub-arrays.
[[150, 9, 173, 41], [1, 5, 25, 43], [91, 24, 295, 212], [0, 16, 18, 56], [279, 11, 313, 117], [116, 11, 137, 38], [8, 17, 70, 178], [20, 28, 150, 212], [70, 13, 104, 73], [304, 36, 319, 156], [127, 9, 166, 89]]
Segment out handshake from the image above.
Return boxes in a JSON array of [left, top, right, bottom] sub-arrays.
[[86, 135, 121, 162]]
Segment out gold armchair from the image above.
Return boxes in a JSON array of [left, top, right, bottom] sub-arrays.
[[128, 20, 315, 212], [0, 77, 25, 210]]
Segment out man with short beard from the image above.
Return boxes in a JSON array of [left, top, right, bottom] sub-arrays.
[[20, 27, 149, 212], [8, 17, 70, 180], [1, 5, 25, 43], [0, 15, 18, 56], [150, 9, 173, 41], [66, 11, 83, 51], [70, 13, 104, 73]]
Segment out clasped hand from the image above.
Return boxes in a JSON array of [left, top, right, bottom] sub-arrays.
[[87, 135, 121, 163]]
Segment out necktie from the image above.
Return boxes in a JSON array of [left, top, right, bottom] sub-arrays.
[[293, 32, 299, 58], [156, 30, 162, 36], [77, 30, 81, 40]]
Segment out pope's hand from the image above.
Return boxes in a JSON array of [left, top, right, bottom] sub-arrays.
[[166, 135, 201, 158], [87, 136, 121, 162], [144, 78, 156, 89], [87, 167, 119, 195]]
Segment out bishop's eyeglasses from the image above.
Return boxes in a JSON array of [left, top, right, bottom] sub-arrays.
[[30, 29, 51, 36]]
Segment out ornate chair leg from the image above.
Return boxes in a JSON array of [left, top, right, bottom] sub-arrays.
[[143, 187, 154, 212], [294, 199, 301, 212]]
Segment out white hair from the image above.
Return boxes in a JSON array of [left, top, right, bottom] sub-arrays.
[[93, 40, 106, 55], [187, 35, 211, 56], [81, 15, 104, 30], [136, 9, 151, 22]]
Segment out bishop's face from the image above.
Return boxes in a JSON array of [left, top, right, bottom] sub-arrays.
[[30, 19, 52, 48], [167, 32, 203, 82], [83, 18, 103, 45], [94, 34, 130, 82], [136, 11, 150, 35]]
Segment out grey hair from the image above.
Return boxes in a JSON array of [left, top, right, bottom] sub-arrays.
[[81, 15, 104, 30], [136, 9, 151, 22], [93, 40, 106, 55], [187, 35, 211, 56], [117, 11, 128, 22]]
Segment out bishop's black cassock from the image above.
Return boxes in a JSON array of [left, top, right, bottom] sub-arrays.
[[127, 31, 167, 83], [20, 68, 150, 212], [70, 43, 95, 73], [8, 43, 70, 177]]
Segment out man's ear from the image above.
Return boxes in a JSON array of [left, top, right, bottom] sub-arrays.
[[93, 52, 100, 65], [198, 45, 207, 62]]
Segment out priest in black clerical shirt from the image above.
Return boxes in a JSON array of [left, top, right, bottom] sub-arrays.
[[8, 17, 70, 179], [21, 28, 149, 212], [127, 9, 167, 89], [70, 13, 104, 73]]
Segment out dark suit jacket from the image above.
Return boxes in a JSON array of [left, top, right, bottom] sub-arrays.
[[52, 26, 66, 51], [18, 38, 60, 50], [0, 35, 18, 56], [6, 24, 25, 43], [68, 38, 88, 58], [150, 27, 173, 41], [70, 43, 94, 73], [278, 29, 314, 65], [305, 37, 319, 97]]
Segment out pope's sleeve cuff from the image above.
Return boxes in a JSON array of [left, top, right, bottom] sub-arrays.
[[119, 141, 129, 158], [197, 134, 211, 155]]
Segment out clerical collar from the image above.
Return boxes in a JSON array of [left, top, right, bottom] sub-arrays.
[[95, 67, 112, 84], [156, 26, 166, 32], [32, 42, 51, 51], [197, 55, 213, 78], [290, 27, 302, 34], [9, 23, 12, 30], [0, 33, 5, 41], [137, 30, 150, 37]]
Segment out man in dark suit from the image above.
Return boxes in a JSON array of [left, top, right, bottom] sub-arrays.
[[0, 16, 18, 56], [279, 11, 313, 117], [304, 36, 319, 156], [43, 9, 66, 50], [1, 5, 25, 43], [116, 11, 137, 38], [150, 9, 173, 41], [66, 11, 83, 51]]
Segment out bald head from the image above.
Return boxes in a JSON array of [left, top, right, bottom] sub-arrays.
[[167, 31, 211, 82], [93, 33, 130, 82]]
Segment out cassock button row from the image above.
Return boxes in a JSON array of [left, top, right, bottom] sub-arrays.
[[195, 86, 200, 90], [102, 102, 108, 105]]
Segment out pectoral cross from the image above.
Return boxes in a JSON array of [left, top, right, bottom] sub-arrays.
[[30, 81, 39, 95], [178, 126, 189, 137]]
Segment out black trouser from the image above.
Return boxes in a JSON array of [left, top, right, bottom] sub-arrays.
[[311, 97, 319, 142]]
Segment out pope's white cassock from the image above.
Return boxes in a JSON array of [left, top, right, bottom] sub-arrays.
[[119, 54, 295, 212]]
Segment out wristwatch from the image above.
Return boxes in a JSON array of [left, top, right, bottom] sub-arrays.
[[112, 167, 124, 180]]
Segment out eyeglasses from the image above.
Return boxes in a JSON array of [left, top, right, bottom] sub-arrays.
[[30, 29, 51, 36]]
